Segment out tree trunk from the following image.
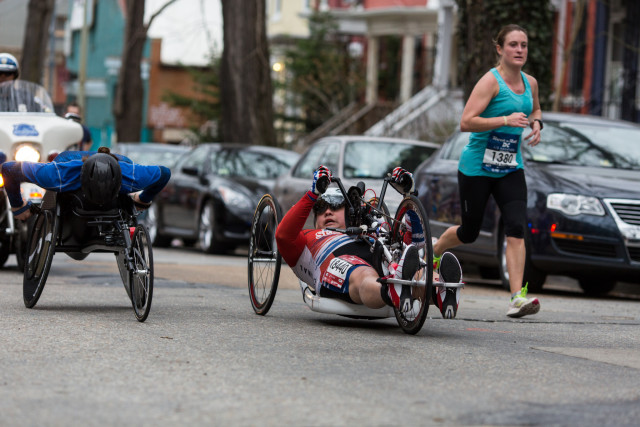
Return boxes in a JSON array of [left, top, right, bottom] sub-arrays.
[[621, 0, 640, 122], [113, 0, 146, 142], [21, 0, 55, 84], [220, 0, 276, 145]]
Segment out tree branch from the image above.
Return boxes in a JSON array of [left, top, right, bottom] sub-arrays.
[[145, 0, 181, 31]]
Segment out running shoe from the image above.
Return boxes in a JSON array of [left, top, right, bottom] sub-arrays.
[[507, 283, 540, 318], [433, 252, 462, 319], [386, 245, 419, 312]]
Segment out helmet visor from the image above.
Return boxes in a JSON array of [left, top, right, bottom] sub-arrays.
[[313, 192, 345, 215]]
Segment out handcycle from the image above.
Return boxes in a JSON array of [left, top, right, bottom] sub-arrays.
[[22, 189, 154, 322], [247, 176, 464, 335]]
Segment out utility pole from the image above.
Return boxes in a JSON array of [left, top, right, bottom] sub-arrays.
[[47, 2, 56, 95], [77, 0, 89, 111]]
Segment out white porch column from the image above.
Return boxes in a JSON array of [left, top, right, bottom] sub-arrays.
[[433, 0, 454, 89], [400, 34, 416, 103], [366, 36, 379, 104]]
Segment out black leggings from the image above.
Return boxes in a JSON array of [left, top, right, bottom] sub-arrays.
[[456, 169, 527, 244]]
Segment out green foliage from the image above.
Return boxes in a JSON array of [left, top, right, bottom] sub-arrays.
[[283, 12, 366, 132], [162, 56, 222, 142], [455, 0, 554, 110]]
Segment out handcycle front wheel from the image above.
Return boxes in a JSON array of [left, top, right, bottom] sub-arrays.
[[248, 194, 282, 315], [130, 224, 154, 322], [392, 195, 433, 335], [23, 207, 59, 308]]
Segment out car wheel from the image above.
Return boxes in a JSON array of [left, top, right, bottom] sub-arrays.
[[198, 200, 218, 254], [142, 204, 171, 248], [498, 229, 546, 292], [141, 204, 157, 244], [0, 237, 10, 268], [578, 278, 616, 296]]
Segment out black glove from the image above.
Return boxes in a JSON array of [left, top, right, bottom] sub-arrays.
[[311, 165, 331, 195], [390, 167, 415, 194]]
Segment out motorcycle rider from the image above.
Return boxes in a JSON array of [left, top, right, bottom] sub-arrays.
[[0, 53, 51, 113], [0, 53, 19, 83]]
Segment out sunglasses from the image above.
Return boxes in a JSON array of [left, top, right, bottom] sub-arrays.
[[313, 199, 345, 215], [0, 71, 16, 76]]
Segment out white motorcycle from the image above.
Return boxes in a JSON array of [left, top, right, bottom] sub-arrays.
[[0, 80, 82, 269]]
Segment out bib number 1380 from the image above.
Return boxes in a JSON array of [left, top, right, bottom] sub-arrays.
[[482, 131, 519, 173], [491, 151, 515, 164]]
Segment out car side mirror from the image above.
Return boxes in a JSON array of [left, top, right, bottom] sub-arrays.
[[182, 166, 199, 176]]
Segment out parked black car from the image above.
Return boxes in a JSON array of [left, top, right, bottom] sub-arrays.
[[415, 112, 640, 295], [153, 143, 299, 253]]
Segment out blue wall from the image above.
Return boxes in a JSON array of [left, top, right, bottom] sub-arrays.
[[66, 0, 151, 148]]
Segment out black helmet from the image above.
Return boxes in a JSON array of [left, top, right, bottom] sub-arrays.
[[81, 153, 122, 206]]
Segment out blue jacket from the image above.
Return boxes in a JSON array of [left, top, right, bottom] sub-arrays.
[[2, 151, 171, 208]]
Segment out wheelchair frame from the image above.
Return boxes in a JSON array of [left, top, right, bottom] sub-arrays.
[[22, 191, 154, 322], [248, 176, 464, 335]]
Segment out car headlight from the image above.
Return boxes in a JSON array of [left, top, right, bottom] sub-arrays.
[[547, 193, 605, 216], [15, 145, 40, 162], [218, 186, 253, 210]]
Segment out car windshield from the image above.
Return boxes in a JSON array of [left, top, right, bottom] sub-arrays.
[[526, 121, 640, 170], [0, 80, 54, 113], [212, 148, 297, 179], [119, 145, 188, 169], [343, 140, 437, 178]]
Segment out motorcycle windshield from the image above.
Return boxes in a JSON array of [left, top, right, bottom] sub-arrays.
[[0, 80, 55, 113]]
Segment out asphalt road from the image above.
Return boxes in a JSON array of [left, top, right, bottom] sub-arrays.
[[1, 248, 639, 426]]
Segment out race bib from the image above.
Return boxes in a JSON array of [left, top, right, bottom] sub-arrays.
[[322, 257, 352, 289], [482, 131, 519, 173]]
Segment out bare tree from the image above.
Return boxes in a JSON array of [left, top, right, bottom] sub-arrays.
[[20, 0, 55, 84], [621, 0, 640, 121], [220, 0, 276, 145], [113, 0, 179, 142]]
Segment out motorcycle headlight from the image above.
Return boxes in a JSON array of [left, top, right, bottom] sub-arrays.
[[218, 186, 253, 211], [547, 193, 605, 216], [15, 145, 40, 162]]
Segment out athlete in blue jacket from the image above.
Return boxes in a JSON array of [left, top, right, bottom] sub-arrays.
[[2, 147, 171, 221]]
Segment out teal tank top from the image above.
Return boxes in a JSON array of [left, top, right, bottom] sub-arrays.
[[459, 68, 533, 177]]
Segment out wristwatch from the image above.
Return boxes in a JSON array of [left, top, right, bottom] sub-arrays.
[[532, 118, 544, 130]]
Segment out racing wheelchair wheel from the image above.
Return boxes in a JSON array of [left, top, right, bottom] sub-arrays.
[[130, 224, 154, 322], [248, 194, 282, 315], [23, 207, 59, 308], [391, 195, 433, 335]]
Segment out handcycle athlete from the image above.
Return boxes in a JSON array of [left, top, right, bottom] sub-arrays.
[[1, 146, 170, 321], [274, 165, 463, 322]]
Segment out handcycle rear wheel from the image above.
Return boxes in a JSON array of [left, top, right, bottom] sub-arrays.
[[392, 195, 433, 335], [23, 207, 59, 308], [130, 224, 154, 322], [248, 194, 282, 315]]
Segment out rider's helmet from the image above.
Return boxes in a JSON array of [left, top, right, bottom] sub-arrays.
[[312, 188, 346, 226], [0, 53, 20, 79], [81, 152, 122, 206]]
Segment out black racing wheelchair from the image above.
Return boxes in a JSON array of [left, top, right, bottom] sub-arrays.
[[22, 189, 153, 322], [248, 176, 464, 335]]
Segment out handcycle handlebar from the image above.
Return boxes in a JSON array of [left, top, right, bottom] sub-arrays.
[[326, 225, 373, 236]]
